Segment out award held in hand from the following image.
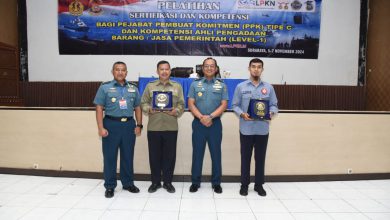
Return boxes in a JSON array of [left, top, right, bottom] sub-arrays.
[[247, 99, 271, 120], [152, 91, 173, 111]]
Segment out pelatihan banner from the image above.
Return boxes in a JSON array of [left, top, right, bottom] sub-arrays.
[[58, 0, 321, 58]]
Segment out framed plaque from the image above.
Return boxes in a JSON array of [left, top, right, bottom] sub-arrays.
[[247, 99, 271, 120], [152, 91, 173, 111]]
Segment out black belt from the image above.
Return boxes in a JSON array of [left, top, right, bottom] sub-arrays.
[[105, 115, 133, 122]]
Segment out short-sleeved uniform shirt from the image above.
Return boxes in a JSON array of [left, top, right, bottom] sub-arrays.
[[188, 78, 229, 115], [232, 79, 278, 135], [93, 80, 141, 117]]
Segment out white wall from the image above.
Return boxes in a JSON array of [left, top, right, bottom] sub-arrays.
[[27, 0, 360, 85]]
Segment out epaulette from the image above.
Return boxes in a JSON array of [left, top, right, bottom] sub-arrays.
[[194, 78, 202, 81], [101, 81, 111, 85], [128, 82, 138, 87], [216, 78, 225, 83]]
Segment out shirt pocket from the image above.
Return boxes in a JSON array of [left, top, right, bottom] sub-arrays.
[[194, 87, 205, 101], [211, 89, 223, 102], [125, 92, 137, 106]]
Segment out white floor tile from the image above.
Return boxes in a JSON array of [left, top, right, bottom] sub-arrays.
[[363, 212, 390, 220], [281, 199, 323, 213], [358, 189, 390, 200], [144, 198, 181, 211], [320, 181, 351, 190], [73, 195, 114, 210], [58, 184, 95, 196], [300, 188, 339, 199], [0, 192, 18, 205], [313, 199, 358, 212], [139, 211, 178, 220], [100, 209, 141, 220], [271, 188, 309, 200], [109, 197, 148, 210], [0, 206, 33, 220], [19, 207, 69, 220], [214, 198, 251, 212], [0, 175, 390, 220], [254, 213, 295, 220], [377, 199, 390, 209], [180, 198, 216, 212], [6, 194, 51, 207], [179, 211, 218, 220], [27, 183, 67, 195], [217, 212, 256, 220], [292, 212, 332, 220], [327, 212, 370, 220], [60, 208, 104, 220], [345, 199, 390, 212], [247, 199, 288, 213], [331, 189, 369, 199], [39, 195, 84, 208]]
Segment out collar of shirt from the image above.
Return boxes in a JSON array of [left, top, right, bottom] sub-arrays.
[[202, 77, 216, 84], [113, 79, 128, 87], [245, 79, 264, 88], [156, 79, 173, 87]]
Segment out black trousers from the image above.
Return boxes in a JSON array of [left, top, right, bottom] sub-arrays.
[[147, 131, 178, 184], [240, 132, 269, 186]]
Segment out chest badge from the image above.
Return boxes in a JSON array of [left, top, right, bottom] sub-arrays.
[[261, 88, 267, 95], [198, 92, 203, 97], [111, 97, 116, 103]]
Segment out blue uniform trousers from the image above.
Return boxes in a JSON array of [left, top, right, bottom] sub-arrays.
[[191, 117, 222, 185], [240, 133, 269, 186], [102, 117, 136, 189]]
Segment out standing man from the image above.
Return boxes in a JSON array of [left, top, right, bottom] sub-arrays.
[[232, 58, 278, 196], [94, 61, 143, 198], [141, 60, 185, 193], [187, 57, 228, 194]]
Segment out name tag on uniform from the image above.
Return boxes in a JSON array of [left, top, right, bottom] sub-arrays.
[[119, 99, 128, 109]]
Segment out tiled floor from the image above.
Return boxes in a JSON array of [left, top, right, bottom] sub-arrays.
[[0, 174, 389, 220]]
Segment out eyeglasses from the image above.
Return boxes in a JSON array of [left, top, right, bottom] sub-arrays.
[[203, 65, 216, 69]]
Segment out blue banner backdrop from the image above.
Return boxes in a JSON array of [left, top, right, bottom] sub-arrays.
[[59, 0, 321, 58]]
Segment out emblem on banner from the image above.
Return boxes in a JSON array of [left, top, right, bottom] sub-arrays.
[[88, 0, 103, 16], [291, 0, 303, 10], [69, 0, 84, 16], [306, 0, 314, 11]]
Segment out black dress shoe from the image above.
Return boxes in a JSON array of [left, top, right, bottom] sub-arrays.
[[123, 185, 140, 193], [105, 189, 114, 198], [163, 183, 176, 193], [254, 184, 267, 196], [239, 185, 248, 196], [212, 184, 223, 194], [148, 183, 162, 193], [189, 184, 200, 193]]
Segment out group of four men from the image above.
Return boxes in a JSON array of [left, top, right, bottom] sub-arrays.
[[93, 57, 278, 198]]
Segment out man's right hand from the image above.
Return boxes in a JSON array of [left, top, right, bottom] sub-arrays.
[[240, 113, 254, 121], [98, 128, 109, 137]]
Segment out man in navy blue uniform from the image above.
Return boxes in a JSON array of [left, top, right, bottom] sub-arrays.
[[187, 57, 229, 194], [232, 58, 278, 196], [94, 61, 143, 198]]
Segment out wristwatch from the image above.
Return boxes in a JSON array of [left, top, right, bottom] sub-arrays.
[[136, 124, 143, 129]]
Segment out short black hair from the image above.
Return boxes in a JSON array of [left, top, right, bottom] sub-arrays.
[[249, 58, 263, 67], [202, 57, 218, 67], [112, 61, 127, 70], [157, 60, 170, 69]]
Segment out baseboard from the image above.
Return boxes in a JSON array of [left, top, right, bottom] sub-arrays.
[[1, 167, 389, 182]]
